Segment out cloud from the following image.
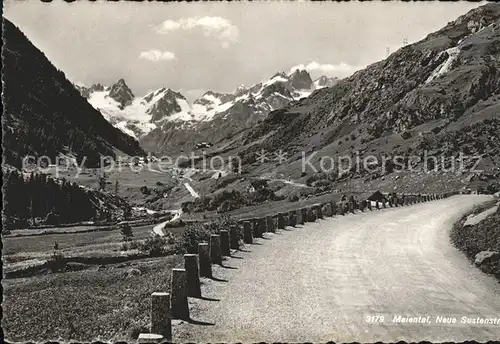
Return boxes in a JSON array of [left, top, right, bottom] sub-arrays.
[[155, 16, 239, 48], [139, 50, 177, 61], [289, 61, 365, 77]]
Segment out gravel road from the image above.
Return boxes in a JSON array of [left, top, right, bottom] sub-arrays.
[[175, 195, 500, 342]]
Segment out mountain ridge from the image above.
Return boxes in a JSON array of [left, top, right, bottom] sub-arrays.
[[228, 3, 500, 181], [76, 70, 339, 151], [2, 18, 146, 167]]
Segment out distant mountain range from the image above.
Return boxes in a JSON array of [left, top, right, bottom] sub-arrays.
[[2, 18, 146, 167], [75, 70, 338, 152]]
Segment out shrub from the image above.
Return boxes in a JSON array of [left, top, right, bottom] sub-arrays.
[[120, 223, 134, 241], [181, 201, 191, 213], [139, 234, 169, 257], [178, 222, 213, 254], [183, 189, 248, 213], [246, 187, 279, 204], [431, 126, 442, 134], [217, 200, 232, 213], [298, 187, 317, 198], [178, 215, 239, 254], [47, 242, 65, 273], [213, 190, 246, 209], [120, 242, 129, 251], [486, 182, 500, 195], [305, 172, 328, 186], [212, 174, 239, 191], [288, 194, 299, 202], [250, 179, 269, 190], [129, 240, 140, 249], [163, 218, 185, 228], [313, 179, 331, 188], [183, 181, 283, 213]]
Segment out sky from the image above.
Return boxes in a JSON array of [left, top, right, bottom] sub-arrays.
[[4, 0, 484, 101]]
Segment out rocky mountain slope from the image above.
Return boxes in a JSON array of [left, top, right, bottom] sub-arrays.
[[229, 3, 500, 180], [77, 70, 337, 152], [2, 18, 145, 168], [166, 3, 499, 199]]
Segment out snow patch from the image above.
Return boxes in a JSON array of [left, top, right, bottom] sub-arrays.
[[292, 89, 313, 100], [262, 75, 289, 87], [115, 121, 138, 139], [88, 90, 157, 136], [425, 47, 460, 84]]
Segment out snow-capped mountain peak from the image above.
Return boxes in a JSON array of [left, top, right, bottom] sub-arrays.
[[235, 84, 248, 97], [76, 68, 340, 145], [108, 79, 135, 108], [146, 88, 190, 122], [313, 75, 339, 88], [194, 91, 235, 109], [270, 70, 288, 79]]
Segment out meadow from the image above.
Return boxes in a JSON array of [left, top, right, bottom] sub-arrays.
[[2, 255, 184, 342]]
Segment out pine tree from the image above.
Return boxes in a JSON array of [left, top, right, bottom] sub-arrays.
[[123, 205, 132, 220], [120, 223, 133, 241], [98, 173, 107, 191]]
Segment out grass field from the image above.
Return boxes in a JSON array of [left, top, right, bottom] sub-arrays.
[[3, 221, 189, 270], [2, 255, 184, 342], [4, 223, 157, 256]]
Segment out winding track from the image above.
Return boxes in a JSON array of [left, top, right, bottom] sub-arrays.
[[175, 195, 500, 342]]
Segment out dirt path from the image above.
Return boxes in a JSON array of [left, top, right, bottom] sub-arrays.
[[152, 210, 181, 236], [257, 175, 308, 188], [175, 195, 500, 342]]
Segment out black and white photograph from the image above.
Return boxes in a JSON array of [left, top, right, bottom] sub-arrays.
[[2, 0, 500, 342]]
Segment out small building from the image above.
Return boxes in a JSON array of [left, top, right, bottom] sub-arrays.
[[196, 142, 212, 149], [367, 190, 388, 203]]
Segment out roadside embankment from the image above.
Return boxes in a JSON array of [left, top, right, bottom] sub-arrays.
[[451, 199, 500, 281]]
